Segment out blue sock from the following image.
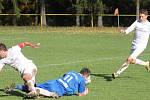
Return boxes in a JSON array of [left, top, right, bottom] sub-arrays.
[[16, 84, 29, 92]]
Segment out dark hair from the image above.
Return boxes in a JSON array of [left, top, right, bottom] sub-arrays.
[[80, 68, 91, 76], [0, 43, 7, 51], [140, 9, 148, 15]]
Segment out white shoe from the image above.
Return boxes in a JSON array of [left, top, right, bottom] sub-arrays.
[[26, 90, 39, 99], [51, 92, 59, 98]]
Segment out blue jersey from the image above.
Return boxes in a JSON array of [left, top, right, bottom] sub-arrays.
[[57, 71, 86, 95], [36, 71, 86, 96]]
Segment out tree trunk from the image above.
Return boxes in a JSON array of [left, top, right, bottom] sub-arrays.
[[76, 0, 80, 26], [35, 0, 39, 25], [136, 0, 140, 20], [81, 16, 84, 26], [40, 0, 47, 26], [76, 15, 80, 26], [13, 0, 17, 25], [91, 14, 93, 27], [98, 16, 103, 27]]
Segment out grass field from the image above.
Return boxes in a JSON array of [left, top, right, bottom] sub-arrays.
[[0, 26, 150, 100]]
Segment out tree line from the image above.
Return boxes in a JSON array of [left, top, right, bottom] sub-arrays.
[[0, 0, 150, 27]]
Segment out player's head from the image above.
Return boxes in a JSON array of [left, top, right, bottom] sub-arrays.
[[80, 68, 91, 84], [80, 67, 91, 78], [0, 43, 8, 58], [139, 9, 148, 22]]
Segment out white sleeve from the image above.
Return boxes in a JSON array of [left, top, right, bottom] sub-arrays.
[[12, 45, 21, 51], [0, 61, 5, 72], [125, 21, 137, 34]]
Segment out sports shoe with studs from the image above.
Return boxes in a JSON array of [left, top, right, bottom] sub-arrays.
[[26, 90, 40, 99], [4, 83, 16, 94], [51, 92, 59, 99], [112, 73, 118, 79]]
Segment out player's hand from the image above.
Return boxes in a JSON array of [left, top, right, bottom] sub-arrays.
[[120, 29, 125, 33], [31, 43, 40, 48], [84, 88, 89, 95]]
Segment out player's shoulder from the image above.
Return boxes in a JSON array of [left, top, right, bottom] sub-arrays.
[[146, 20, 150, 25], [11, 45, 21, 51], [67, 71, 78, 74]]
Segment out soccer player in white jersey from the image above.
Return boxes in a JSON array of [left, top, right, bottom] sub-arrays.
[[112, 9, 150, 79], [0, 42, 40, 95]]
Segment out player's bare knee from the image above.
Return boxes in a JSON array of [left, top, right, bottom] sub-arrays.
[[127, 57, 135, 64], [127, 57, 134, 64], [22, 73, 32, 81], [131, 59, 136, 64]]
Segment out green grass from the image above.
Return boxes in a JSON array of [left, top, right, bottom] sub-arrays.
[[0, 27, 150, 100]]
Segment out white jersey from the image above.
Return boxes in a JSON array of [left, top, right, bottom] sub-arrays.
[[125, 20, 150, 49], [0, 45, 36, 74]]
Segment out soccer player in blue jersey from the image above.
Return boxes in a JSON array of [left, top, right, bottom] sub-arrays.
[[5, 68, 91, 98]]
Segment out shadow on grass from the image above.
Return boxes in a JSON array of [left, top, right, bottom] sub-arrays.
[[91, 73, 113, 81], [91, 73, 133, 81]]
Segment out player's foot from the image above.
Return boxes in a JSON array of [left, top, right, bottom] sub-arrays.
[[145, 61, 150, 72], [4, 83, 16, 94], [112, 73, 118, 79], [26, 90, 39, 99], [50, 92, 59, 99]]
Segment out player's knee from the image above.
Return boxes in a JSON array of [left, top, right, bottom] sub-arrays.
[[22, 73, 32, 81], [127, 57, 135, 64]]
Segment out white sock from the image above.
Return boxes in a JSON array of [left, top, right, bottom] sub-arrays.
[[135, 59, 148, 66], [116, 62, 129, 75], [27, 80, 36, 92], [36, 87, 56, 97]]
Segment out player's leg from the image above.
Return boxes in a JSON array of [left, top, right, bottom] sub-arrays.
[[112, 48, 136, 79], [15, 84, 29, 92], [22, 73, 36, 92], [36, 87, 59, 98], [22, 65, 37, 95], [112, 61, 130, 79], [130, 48, 150, 71]]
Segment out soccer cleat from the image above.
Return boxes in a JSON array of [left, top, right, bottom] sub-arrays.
[[4, 83, 16, 94], [50, 92, 59, 99], [26, 90, 40, 99], [112, 73, 118, 79], [145, 61, 150, 72]]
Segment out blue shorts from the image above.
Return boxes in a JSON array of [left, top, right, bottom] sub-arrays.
[[36, 80, 65, 96]]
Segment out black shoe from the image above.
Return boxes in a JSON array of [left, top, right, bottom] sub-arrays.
[[4, 83, 16, 94], [112, 73, 116, 79]]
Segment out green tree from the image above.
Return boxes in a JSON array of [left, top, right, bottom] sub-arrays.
[[0, 0, 4, 13], [86, 0, 104, 27], [96, 0, 104, 27], [74, 0, 88, 26], [3, 0, 30, 25]]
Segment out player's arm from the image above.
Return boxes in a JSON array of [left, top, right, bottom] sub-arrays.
[[121, 20, 136, 35], [18, 42, 40, 48], [77, 88, 89, 96]]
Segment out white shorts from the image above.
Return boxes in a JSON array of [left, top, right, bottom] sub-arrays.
[[22, 62, 37, 82], [129, 47, 145, 59]]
